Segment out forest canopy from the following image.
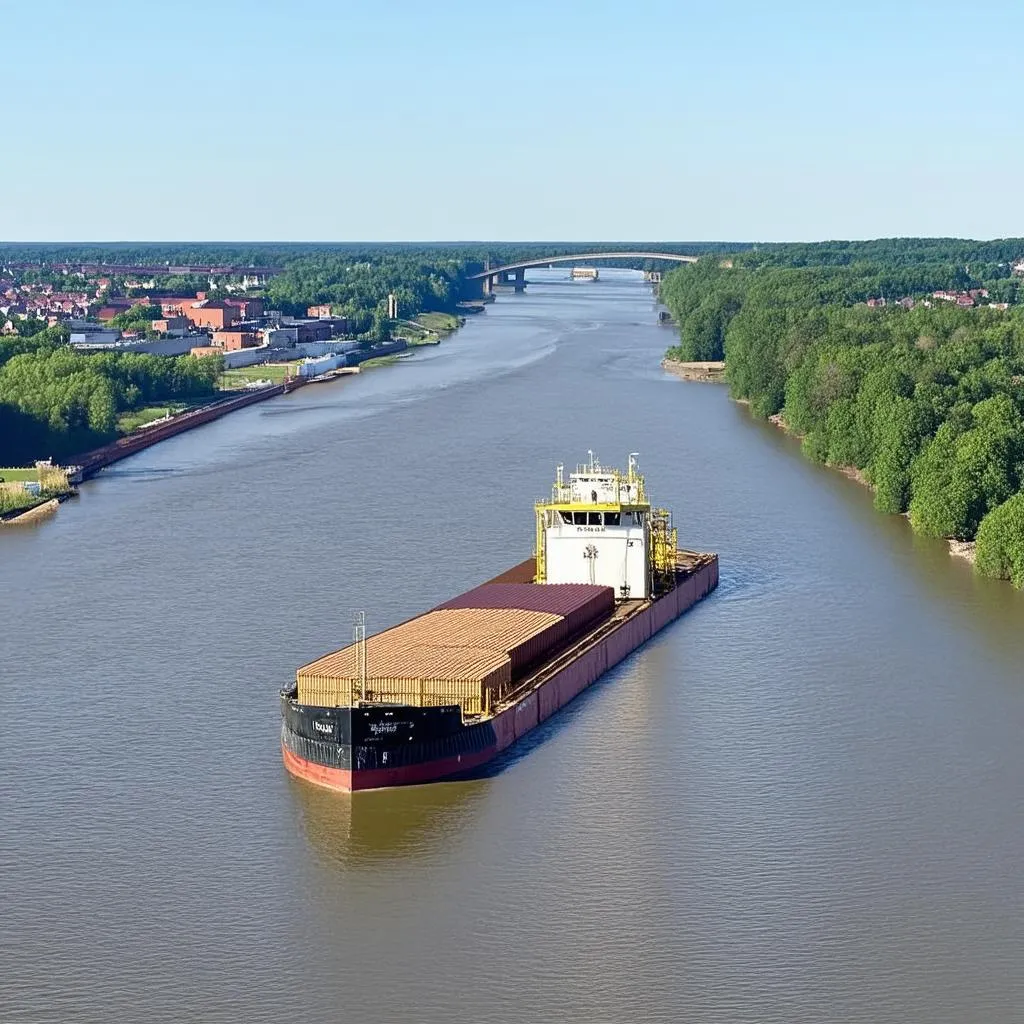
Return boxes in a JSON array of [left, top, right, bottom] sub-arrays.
[[661, 241, 1024, 587]]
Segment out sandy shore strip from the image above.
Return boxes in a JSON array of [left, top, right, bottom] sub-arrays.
[[947, 539, 977, 564], [661, 359, 726, 382]]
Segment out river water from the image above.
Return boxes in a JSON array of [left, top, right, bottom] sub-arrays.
[[2, 270, 1023, 1024]]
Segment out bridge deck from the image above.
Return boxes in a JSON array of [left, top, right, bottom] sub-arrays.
[[468, 251, 699, 278]]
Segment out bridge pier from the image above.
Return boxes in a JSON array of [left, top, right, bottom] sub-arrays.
[[514, 268, 526, 292]]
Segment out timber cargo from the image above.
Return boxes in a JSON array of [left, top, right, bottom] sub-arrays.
[[297, 643, 511, 713], [281, 454, 719, 791], [436, 582, 614, 636]]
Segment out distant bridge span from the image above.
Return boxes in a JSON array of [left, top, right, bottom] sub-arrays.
[[468, 251, 699, 280]]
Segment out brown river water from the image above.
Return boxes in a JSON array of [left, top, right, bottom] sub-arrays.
[[2, 270, 1023, 1023]]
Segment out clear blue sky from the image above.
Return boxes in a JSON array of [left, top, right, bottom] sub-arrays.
[[6, 0, 1022, 242]]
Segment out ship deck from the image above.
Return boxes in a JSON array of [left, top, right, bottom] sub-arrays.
[[474, 550, 716, 722], [280, 549, 719, 790]]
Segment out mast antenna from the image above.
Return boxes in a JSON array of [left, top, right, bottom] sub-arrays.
[[352, 611, 366, 703]]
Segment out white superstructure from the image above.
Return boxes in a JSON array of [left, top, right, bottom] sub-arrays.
[[534, 453, 677, 601]]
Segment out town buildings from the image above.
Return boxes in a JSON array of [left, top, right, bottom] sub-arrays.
[[931, 289, 989, 307], [211, 328, 260, 351]]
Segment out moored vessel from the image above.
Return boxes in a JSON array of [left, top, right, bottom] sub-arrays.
[[281, 454, 718, 791]]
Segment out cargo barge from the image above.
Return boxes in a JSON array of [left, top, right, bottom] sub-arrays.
[[281, 455, 718, 791]]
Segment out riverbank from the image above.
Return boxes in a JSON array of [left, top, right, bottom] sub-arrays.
[[63, 324, 461, 486], [394, 311, 463, 346], [661, 358, 726, 383], [70, 383, 303, 480], [0, 464, 77, 524], [0, 497, 60, 526], [751, 403, 977, 565]]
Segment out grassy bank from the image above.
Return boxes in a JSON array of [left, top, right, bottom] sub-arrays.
[[116, 404, 191, 433], [393, 311, 462, 346], [0, 493, 56, 519], [416, 312, 460, 334], [0, 487, 42, 515], [218, 364, 297, 389], [359, 355, 404, 369], [0, 464, 75, 518]]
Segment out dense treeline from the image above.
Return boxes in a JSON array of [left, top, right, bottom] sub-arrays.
[[662, 258, 991, 364], [263, 255, 467, 322], [1, 240, 748, 269], [0, 328, 221, 463], [734, 237, 1024, 272], [728, 238, 1023, 306], [662, 244, 1024, 587]]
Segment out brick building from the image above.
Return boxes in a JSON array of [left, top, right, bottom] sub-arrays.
[[151, 316, 189, 336], [159, 293, 242, 330], [226, 296, 265, 320], [159, 296, 199, 317], [211, 328, 259, 351], [188, 300, 239, 330]]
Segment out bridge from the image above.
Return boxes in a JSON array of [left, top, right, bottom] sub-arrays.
[[468, 251, 700, 293]]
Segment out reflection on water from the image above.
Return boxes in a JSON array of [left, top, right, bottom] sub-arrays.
[[288, 775, 487, 867]]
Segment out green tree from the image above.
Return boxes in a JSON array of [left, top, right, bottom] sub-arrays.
[[870, 395, 928, 513], [909, 395, 1023, 539], [369, 306, 391, 343], [109, 304, 162, 330], [975, 491, 1024, 587]]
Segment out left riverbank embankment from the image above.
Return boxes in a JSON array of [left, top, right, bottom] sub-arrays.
[[1, 498, 60, 526], [1, 335, 427, 530], [72, 380, 303, 480], [0, 463, 76, 527], [71, 338, 413, 481]]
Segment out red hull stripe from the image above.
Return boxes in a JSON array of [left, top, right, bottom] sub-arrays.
[[282, 743, 498, 793]]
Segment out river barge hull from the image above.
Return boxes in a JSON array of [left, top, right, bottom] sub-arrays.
[[281, 553, 718, 791]]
